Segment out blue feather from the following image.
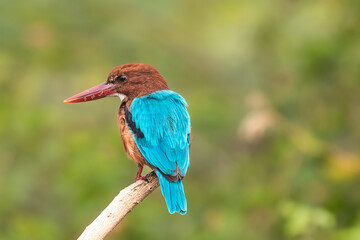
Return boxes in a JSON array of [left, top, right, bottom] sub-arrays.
[[130, 90, 190, 214], [157, 170, 187, 214]]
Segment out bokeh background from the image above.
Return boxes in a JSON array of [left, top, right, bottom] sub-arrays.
[[1, 0, 360, 239]]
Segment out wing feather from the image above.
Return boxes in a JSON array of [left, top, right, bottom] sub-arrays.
[[130, 90, 190, 177]]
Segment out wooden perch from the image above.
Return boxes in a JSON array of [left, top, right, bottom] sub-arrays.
[[77, 171, 160, 240]]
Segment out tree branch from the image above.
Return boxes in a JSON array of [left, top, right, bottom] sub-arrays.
[[77, 171, 160, 240]]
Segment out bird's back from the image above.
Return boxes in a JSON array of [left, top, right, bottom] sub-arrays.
[[122, 90, 191, 213]]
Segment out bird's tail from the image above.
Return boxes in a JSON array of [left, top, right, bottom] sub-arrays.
[[156, 170, 187, 214]]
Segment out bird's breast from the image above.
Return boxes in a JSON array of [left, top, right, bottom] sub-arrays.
[[118, 103, 146, 166]]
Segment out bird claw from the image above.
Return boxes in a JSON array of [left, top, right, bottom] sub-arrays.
[[135, 175, 149, 183], [135, 165, 149, 182]]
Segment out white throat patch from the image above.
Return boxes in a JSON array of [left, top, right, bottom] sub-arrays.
[[109, 93, 127, 101]]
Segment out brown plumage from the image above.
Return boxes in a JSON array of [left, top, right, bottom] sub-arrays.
[[107, 63, 169, 99], [117, 100, 146, 166]]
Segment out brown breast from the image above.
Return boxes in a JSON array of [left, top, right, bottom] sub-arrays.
[[118, 101, 147, 167]]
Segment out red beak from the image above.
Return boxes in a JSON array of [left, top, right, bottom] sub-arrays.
[[64, 82, 118, 103]]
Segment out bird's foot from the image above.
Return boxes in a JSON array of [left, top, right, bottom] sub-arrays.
[[135, 165, 149, 182], [135, 175, 149, 182]]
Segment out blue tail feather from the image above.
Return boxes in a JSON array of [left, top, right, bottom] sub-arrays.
[[156, 170, 187, 214]]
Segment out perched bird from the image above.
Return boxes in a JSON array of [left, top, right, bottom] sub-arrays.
[[64, 63, 191, 214]]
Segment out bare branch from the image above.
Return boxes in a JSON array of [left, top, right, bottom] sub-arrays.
[[77, 171, 160, 240]]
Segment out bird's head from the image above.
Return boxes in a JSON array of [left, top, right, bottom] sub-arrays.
[[64, 63, 169, 103]]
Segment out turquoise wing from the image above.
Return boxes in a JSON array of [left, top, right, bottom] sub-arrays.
[[130, 90, 191, 177], [129, 90, 191, 214]]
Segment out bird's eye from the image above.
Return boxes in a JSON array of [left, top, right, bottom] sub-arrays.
[[115, 75, 127, 82]]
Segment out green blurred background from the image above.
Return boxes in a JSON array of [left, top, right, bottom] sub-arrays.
[[1, 0, 360, 239]]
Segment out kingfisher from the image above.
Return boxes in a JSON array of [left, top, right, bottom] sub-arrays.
[[64, 63, 191, 214]]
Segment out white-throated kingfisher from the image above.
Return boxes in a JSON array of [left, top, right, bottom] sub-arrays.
[[64, 63, 191, 214]]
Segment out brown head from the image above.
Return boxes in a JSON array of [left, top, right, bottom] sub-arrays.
[[64, 63, 169, 103]]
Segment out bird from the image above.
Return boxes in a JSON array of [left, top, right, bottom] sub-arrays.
[[64, 63, 191, 214]]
